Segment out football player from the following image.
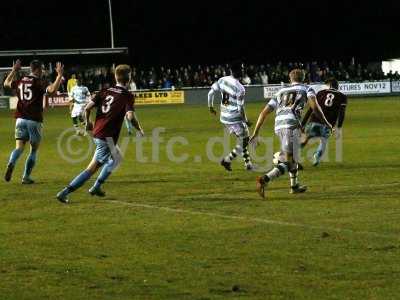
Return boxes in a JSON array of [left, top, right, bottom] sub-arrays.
[[3, 59, 64, 184], [301, 78, 347, 166], [249, 69, 333, 198], [56, 64, 144, 204], [69, 76, 90, 135], [208, 60, 254, 171]]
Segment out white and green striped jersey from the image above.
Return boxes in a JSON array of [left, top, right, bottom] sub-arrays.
[[210, 76, 246, 125], [69, 85, 90, 105], [267, 83, 315, 131]]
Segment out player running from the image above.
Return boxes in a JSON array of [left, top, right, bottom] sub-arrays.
[[3, 59, 64, 184], [208, 61, 254, 171], [56, 64, 144, 204], [69, 76, 90, 135], [249, 69, 333, 198], [301, 78, 347, 166]]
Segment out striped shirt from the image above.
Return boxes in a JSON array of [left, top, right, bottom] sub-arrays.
[[69, 85, 90, 105], [211, 76, 246, 125], [267, 83, 315, 131]]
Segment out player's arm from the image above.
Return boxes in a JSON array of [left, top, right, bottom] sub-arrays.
[[126, 111, 144, 137], [307, 94, 333, 130], [84, 99, 96, 131], [335, 97, 347, 139], [301, 107, 312, 129], [207, 82, 220, 115], [46, 62, 64, 95], [249, 103, 274, 143], [4, 59, 21, 88]]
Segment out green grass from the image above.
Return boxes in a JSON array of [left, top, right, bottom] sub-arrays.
[[1, 97, 400, 300]]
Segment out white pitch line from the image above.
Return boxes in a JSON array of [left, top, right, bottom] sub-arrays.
[[107, 200, 399, 240]]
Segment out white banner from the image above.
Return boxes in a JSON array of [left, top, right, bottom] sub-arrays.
[[263, 81, 391, 98], [391, 81, 400, 92], [338, 81, 391, 95]]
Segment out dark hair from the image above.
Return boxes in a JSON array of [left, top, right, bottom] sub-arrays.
[[231, 60, 244, 78], [325, 77, 339, 89], [30, 60, 42, 71]]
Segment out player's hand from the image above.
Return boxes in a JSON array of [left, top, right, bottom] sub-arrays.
[[209, 107, 217, 115], [55, 62, 64, 76], [13, 59, 22, 72], [249, 134, 259, 146], [137, 129, 145, 138]]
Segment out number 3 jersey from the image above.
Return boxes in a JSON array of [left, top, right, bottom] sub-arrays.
[[92, 85, 135, 144], [267, 83, 315, 131], [309, 89, 347, 127], [12, 75, 47, 123], [211, 76, 246, 125]]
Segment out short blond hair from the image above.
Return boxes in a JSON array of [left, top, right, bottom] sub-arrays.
[[115, 64, 131, 85], [289, 69, 305, 83]]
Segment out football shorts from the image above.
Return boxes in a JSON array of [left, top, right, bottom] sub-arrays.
[[275, 128, 301, 154], [15, 118, 43, 144], [224, 122, 249, 139], [305, 122, 331, 139]]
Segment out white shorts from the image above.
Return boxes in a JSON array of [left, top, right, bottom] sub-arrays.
[[224, 122, 249, 139], [275, 128, 301, 154], [71, 104, 86, 118]]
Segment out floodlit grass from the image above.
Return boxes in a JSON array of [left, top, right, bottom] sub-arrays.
[[1, 97, 400, 299]]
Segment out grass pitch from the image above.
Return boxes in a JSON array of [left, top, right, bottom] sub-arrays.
[[1, 97, 400, 299]]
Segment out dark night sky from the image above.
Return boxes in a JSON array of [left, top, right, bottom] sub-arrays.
[[1, 0, 399, 66]]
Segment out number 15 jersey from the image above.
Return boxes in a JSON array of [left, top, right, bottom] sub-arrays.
[[211, 76, 246, 125], [12, 75, 47, 123], [92, 85, 135, 144]]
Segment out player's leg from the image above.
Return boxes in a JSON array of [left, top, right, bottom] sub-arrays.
[[5, 119, 29, 182], [313, 125, 330, 166], [56, 138, 108, 203], [220, 124, 239, 171], [5, 140, 26, 182], [89, 145, 123, 196], [21, 121, 43, 184], [256, 129, 305, 198], [72, 116, 80, 135], [256, 129, 290, 198], [21, 142, 39, 184]]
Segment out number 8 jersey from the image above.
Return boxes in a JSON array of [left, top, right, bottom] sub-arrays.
[[309, 88, 347, 127], [12, 75, 47, 123], [92, 85, 135, 144], [211, 76, 246, 125]]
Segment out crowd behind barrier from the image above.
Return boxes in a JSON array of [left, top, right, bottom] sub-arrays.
[[2, 60, 400, 96]]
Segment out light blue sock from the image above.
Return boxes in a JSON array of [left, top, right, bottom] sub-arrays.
[[8, 148, 23, 165], [92, 161, 113, 190], [23, 150, 37, 179], [316, 138, 328, 158], [125, 116, 133, 133], [67, 170, 92, 193]]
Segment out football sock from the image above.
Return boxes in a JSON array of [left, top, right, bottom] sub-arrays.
[[241, 137, 252, 166], [23, 149, 37, 179], [92, 160, 115, 190], [8, 148, 23, 165], [263, 162, 288, 182], [316, 137, 328, 158], [225, 146, 239, 162], [289, 165, 299, 187], [66, 170, 92, 193]]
